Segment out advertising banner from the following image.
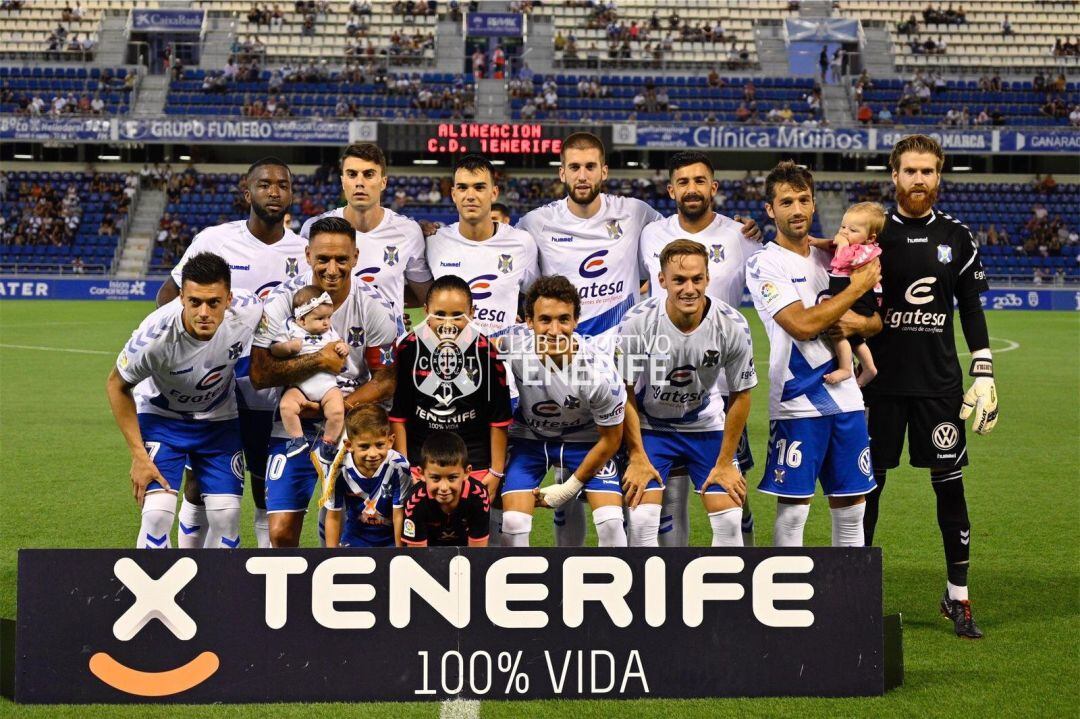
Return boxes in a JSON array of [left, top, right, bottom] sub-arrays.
[[0, 278, 163, 300], [15, 548, 884, 703]]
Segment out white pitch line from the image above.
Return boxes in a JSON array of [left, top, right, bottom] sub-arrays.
[[958, 337, 1020, 356], [0, 343, 113, 356], [439, 699, 480, 719]]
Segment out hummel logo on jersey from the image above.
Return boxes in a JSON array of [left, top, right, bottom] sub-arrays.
[[907, 236, 929, 243], [228, 342, 243, 360], [605, 219, 624, 240], [229, 264, 251, 271], [709, 244, 725, 263], [563, 395, 580, 409], [960, 530, 970, 546], [384, 245, 399, 266], [285, 257, 299, 277], [169, 367, 193, 375], [937, 245, 953, 264], [498, 254, 513, 274], [702, 350, 721, 368], [550, 235, 573, 243], [790, 277, 807, 283], [348, 327, 365, 347], [440, 261, 462, 267]]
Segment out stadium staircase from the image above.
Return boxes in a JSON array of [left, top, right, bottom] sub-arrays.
[[822, 83, 852, 123], [477, 78, 509, 122], [434, 18, 465, 71], [754, 24, 790, 76], [813, 188, 849, 238], [115, 190, 165, 279], [860, 25, 897, 79], [523, 15, 555, 75], [133, 75, 168, 117], [199, 15, 233, 71], [95, 13, 129, 67]]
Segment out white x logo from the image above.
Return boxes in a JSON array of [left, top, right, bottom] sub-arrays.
[[112, 557, 198, 641]]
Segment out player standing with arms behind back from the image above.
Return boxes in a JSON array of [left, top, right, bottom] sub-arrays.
[[861, 134, 997, 639], [158, 157, 309, 549]]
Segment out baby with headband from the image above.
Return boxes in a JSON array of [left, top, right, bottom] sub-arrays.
[[271, 285, 350, 456]]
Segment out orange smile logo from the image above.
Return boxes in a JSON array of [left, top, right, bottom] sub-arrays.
[[88, 557, 219, 696]]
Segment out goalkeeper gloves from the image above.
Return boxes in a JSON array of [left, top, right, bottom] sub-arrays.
[[537, 474, 584, 508], [960, 349, 998, 435]]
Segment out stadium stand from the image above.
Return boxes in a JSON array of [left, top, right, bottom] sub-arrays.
[[197, 1, 437, 64], [165, 67, 473, 119], [0, 170, 133, 274], [0, 0, 157, 58], [0, 66, 136, 115], [549, 0, 785, 69], [857, 73, 1078, 127], [513, 73, 819, 123], [844, 0, 1080, 71], [848, 180, 1080, 281]]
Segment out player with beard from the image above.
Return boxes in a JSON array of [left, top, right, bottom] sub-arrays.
[[157, 157, 309, 549], [516, 133, 761, 545], [861, 134, 996, 639], [639, 151, 761, 547], [745, 162, 882, 550]]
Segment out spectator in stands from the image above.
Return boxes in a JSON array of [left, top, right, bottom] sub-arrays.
[[989, 73, 1002, 92], [857, 101, 873, 125], [818, 47, 828, 82], [708, 68, 724, 88], [990, 107, 1005, 125], [735, 101, 753, 122], [944, 107, 962, 126], [877, 107, 893, 125], [1052, 73, 1067, 94], [1001, 17, 1013, 36], [1070, 105, 1080, 127], [98, 215, 116, 237], [655, 86, 670, 111], [898, 13, 917, 34], [71, 256, 85, 274]]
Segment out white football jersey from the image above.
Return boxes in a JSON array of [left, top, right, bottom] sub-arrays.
[[116, 291, 263, 422], [503, 330, 626, 443], [300, 206, 432, 315], [426, 221, 540, 337], [745, 243, 864, 420], [617, 296, 757, 432], [516, 194, 661, 338], [169, 220, 309, 412], [254, 272, 402, 438], [640, 212, 758, 308]]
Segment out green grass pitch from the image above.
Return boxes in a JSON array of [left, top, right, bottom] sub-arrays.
[[0, 300, 1077, 717]]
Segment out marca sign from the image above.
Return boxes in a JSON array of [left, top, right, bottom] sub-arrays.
[[15, 548, 883, 703]]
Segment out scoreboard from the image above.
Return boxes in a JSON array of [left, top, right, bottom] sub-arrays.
[[380, 123, 612, 156]]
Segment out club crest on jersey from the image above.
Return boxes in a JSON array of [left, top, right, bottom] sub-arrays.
[[709, 244, 725, 263], [384, 245, 399, 267], [579, 249, 609, 279], [284, 257, 299, 277], [702, 350, 721, 368], [563, 395, 581, 409], [379, 346, 395, 366], [937, 245, 952, 264], [498, 254, 513, 274], [773, 468, 785, 484], [348, 326, 365, 347], [468, 274, 498, 300], [432, 341, 464, 381], [228, 342, 243, 360], [356, 266, 380, 283], [605, 219, 624, 240]]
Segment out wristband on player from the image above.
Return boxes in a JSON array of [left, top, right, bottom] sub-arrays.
[[488, 469, 506, 479], [969, 349, 993, 377]]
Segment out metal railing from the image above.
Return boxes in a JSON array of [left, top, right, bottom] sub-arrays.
[[0, 262, 111, 275]]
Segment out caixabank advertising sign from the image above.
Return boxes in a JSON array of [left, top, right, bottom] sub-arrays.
[[14, 548, 883, 703]]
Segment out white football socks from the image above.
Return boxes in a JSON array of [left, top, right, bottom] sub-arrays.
[[176, 498, 207, 549], [138, 492, 176, 549], [830, 502, 866, 547], [627, 503, 661, 547], [592, 505, 627, 547], [501, 510, 533, 547], [658, 470, 691, 547], [709, 507, 744, 547], [204, 494, 242, 549], [773, 503, 810, 547], [253, 507, 271, 548]]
